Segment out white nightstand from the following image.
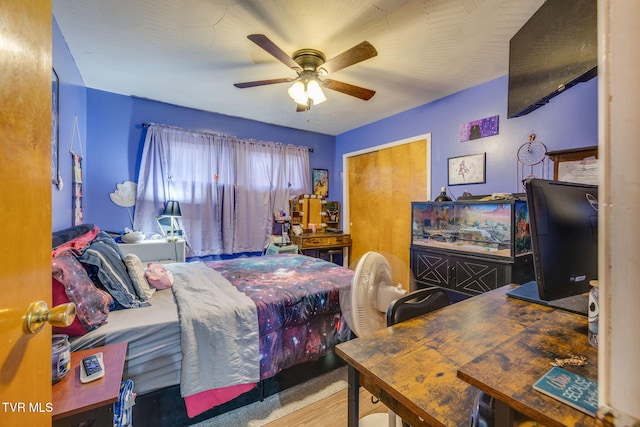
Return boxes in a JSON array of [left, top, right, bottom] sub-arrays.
[[118, 239, 186, 263]]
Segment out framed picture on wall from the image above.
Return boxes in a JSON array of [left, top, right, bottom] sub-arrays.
[[52, 68, 59, 186], [448, 153, 486, 185], [312, 168, 329, 197]]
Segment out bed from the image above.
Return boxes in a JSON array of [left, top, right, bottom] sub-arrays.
[[51, 224, 353, 418]]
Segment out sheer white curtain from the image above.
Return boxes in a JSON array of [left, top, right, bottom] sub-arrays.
[[133, 124, 310, 256]]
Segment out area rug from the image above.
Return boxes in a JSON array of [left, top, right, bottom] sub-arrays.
[[192, 366, 348, 427]]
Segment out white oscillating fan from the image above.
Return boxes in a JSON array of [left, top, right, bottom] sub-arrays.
[[341, 251, 407, 427]]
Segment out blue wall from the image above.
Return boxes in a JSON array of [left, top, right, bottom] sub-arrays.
[[52, 17, 87, 232], [335, 76, 598, 202], [84, 90, 336, 233]]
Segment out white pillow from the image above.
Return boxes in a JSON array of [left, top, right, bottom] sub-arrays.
[[123, 254, 156, 300]]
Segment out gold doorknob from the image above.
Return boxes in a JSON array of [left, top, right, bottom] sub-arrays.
[[24, 301, 76, 334]]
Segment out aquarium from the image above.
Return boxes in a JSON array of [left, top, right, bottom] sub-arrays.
[[411, 197, 531, 259]]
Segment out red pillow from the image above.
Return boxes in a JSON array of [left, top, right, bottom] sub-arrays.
[[52, 278, 87, 336], [52, 250, 113, 336]]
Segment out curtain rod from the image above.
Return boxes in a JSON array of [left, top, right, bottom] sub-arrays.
[[141, 122, 314, 152]]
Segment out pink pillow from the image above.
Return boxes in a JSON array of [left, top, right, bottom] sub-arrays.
[[144, 263, 174, 290], [52, 250, 113, 335]]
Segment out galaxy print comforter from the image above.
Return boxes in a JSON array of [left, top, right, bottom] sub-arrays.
[[206, 253, 353, 379]]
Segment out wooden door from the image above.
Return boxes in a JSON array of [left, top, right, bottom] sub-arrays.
[[347, 137, 429, 290], [0, 1, 53, 424]]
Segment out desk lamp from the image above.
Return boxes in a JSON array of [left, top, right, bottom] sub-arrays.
[[162, 200, 182, 242]]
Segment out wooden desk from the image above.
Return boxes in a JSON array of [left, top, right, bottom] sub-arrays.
[[458, 309, 597, 426], [336, 286, 570, 427], [289, 232, 350, 264], [52, 342, 127, 427]]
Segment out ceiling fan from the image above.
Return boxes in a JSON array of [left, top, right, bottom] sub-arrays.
[[234, 34, 378, 112]]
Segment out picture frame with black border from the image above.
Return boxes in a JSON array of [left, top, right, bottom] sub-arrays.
[[448, 153, 486, 185], [312, 168, 329, 197], [52, 68, 59, 185], [155, 216, 183, 237]]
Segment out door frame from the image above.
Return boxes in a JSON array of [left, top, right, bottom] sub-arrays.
[[341, 133, 432, 236]]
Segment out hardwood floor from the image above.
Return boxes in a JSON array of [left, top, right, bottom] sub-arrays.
[[264, 386, 539, 427], [264, 387, 387, 427]]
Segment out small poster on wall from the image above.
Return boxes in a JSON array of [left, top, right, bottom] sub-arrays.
[[459, 115, 499, 141], [312, 168, 328, 197]]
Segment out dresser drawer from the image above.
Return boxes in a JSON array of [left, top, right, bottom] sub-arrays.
[[299, 234, 350, 248]]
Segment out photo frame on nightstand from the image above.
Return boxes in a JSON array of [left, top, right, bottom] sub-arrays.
[[155, 216, 183, 237]]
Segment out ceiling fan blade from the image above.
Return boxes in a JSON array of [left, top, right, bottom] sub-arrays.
[[323, 79, 376, 100], [234, 78, 294, 88], [321, 41, 377, 74], [247, 34, 301, 71]]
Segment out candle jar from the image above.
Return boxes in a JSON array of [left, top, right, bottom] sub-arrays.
[[52, 334, 71, 383]]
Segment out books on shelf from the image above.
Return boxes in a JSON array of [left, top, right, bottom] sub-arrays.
[[532, 366, 598, 416]]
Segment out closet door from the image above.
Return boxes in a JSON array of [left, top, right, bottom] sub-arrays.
[[347, 138, 428, 289]]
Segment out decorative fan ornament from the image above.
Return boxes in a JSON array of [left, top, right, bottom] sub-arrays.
[[234, 34, 377, 111], [110, 181, 137, 207], [517, 133, 547, 190], [110, 181, 137, 228], [517, 134, 547, 166]]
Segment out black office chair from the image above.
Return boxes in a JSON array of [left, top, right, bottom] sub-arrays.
[[386, 287, 450, 327], [385, 287, 451, 427], [469, 391, 495, 427]]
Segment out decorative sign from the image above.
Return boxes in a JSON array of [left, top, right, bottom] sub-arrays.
[[533, 366, 598, 416]]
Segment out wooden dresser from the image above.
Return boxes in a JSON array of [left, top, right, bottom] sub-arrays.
[[289, 232, 351, 265]]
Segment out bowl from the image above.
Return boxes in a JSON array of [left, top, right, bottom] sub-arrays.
[[121, 231, 145, 243]]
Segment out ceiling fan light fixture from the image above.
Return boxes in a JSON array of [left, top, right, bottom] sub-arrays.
[[288, 78, 326, 107], [307, 79, 327, 105], [288, 80, 308, 105], [236, 35, 378, 108]]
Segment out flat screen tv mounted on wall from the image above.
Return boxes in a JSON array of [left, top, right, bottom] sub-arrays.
[[507, 0, 597, 118]]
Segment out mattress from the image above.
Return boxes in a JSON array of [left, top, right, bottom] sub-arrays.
[[70, 288, 182, 395]]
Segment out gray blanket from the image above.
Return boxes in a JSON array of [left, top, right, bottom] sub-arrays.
[[167, 262, 260, 397]]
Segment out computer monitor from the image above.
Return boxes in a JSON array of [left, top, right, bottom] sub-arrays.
[[507, 179, 598, 315]]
